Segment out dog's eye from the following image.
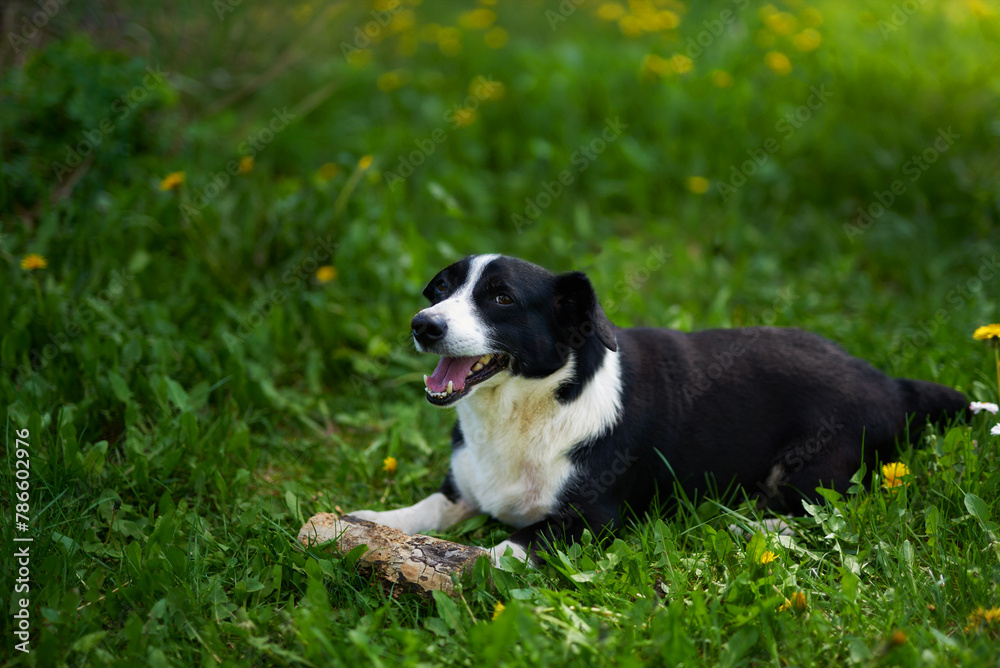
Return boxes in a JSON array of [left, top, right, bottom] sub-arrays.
[[494, 294, 514, 305], [434, 279, 448, 294]]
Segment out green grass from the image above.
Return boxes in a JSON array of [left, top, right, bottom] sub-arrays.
[[2, 0, 1000, 664]]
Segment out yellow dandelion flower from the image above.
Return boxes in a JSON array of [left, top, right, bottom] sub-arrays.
[[800, 7, 824, 26], [458, 8, 496, 30], [764, 51, 792, 76], [317, 163, 340, 181], [966, 606, 1000, 632], [778, 591, 806, 612], [758, 4, 779, 21], [881, 461, 909, 491], [359, 155, 374, 170], [377, 70, 406, 92], [20, 254, 48, 271], [973, 324, 1000, 340], [383, 456, 398, 476], [437, 26, 462, 56], [484, 26, 508, 49], [389, 9, 416, 33], [472, 77, 505, 100], [975, 324, 1000, 407], [686, 176, 710, 194], [967, 0, 997, 19], [159, 171, 185, 191], [711, 70, 734, 88], [596, 3, 627, 21], [452, 107, 478, 127], [316, 266, 337, 284], [653, 10, 680, 31], [765, 11, 798, 35], [641, 53, 671, 79], [793, 28, 822, 52], [492, 601, 506, 620], [347, 49, 372, 68], [238, 156, 254, 174], [618, 15, 643, 37], [759, 550, 778, 565], [671, 53, 693, 74]]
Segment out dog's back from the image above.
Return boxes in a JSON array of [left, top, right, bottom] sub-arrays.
[[602, 326, 966, 514]]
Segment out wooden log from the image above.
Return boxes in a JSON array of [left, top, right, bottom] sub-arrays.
[[297, 513, 490, 597]]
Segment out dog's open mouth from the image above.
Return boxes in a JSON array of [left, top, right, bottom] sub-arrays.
[[423, 353, 510, 405]]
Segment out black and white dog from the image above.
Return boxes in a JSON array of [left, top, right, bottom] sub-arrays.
[[349, 255, 966, 562]]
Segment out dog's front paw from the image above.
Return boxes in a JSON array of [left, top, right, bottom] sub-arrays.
[[344, 509, 381, 523], [487, 540, 531, 569]]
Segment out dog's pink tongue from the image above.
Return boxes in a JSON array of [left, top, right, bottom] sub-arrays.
[[426, 356, 477, 393]]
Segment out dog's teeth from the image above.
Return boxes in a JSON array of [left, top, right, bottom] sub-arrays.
[[472, 363, 484, 372], [423, 374, 429, 385], [447, 380, 454, 394], [479, 355, 491, 365]]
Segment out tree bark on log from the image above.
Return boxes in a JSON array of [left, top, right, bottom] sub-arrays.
[[297, 513, 490, 597]]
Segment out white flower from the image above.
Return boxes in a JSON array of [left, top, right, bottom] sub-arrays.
[[970, 402, 999, 415], [992, 424, 1000, 436]]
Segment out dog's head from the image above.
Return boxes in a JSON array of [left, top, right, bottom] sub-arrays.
[[412, 254, 617, 406]]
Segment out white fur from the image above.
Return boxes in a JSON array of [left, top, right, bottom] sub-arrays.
[[727, 517, 795, 538], [348, 492, 478, 535], [413, 254, 500, 357], [450, 349, 623, 528], [489, 540, 530, 564]]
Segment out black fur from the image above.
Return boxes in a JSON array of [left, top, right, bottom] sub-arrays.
[[422, 256, 967, 558]]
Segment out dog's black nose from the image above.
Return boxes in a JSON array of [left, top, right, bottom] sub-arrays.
[[412, 312, 447, 347]]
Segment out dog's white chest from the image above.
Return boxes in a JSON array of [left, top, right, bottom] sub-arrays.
[[450, 353, 622, 528]]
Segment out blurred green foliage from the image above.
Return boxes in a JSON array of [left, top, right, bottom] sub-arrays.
[[1, 0, 999, 665]]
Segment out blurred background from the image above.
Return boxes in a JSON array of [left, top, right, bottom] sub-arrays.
[[3, 0, 1000, 504], [1, 0, 1000, 659], [4, 0, 1000, 526]]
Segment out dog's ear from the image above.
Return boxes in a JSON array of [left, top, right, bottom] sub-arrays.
[[553, 271, 617, 352]]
